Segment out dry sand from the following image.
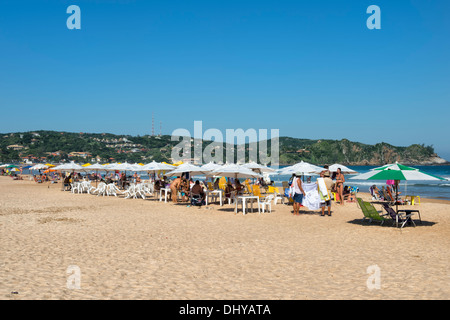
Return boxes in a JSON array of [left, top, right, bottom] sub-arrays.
[[1, 176, 449, 300]]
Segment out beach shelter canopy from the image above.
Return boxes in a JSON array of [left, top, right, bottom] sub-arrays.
[[328, 164, 358, 174], [209, 163, 262, 179], [165, 163, 210, 177]]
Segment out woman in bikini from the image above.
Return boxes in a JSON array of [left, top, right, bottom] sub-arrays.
[[335, 168, 345, 205]]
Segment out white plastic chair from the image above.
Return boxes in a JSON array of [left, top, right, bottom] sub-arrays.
[[259, 195, 274, 214]]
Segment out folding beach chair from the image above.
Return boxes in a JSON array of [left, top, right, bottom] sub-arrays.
[[356, 198, 389, 225], [381, 203, 419, 228], [357, 198, 373, 222]]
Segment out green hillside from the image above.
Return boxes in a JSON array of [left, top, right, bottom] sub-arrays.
[[0, 130, 446, 166]]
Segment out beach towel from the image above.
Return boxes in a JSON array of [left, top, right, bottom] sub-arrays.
[[301, 183, 321, 210], [317, 178, 330, 201]]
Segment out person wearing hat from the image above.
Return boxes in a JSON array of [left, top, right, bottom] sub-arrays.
[[291, 172, 306, 215], [319, 166, 333, 216]]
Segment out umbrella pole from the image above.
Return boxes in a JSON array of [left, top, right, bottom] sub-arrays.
[[395, 180, 399, 213]]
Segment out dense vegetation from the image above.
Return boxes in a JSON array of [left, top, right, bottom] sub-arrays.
[[0, 130, 443, 166]]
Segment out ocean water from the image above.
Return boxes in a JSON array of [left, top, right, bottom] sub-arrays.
[[270, 165, 450, 201]]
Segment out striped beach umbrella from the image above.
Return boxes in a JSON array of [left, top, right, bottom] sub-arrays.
[[350, 162, 445, 211]]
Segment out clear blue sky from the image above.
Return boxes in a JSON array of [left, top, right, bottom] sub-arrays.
[[1, 0, 449, 159]]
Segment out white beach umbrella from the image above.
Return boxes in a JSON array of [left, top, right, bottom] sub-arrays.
[[102, 163, 120, 171], [30, 163, 49, 171], [242, 161, 276, 173], [200, 162, 223, 171], [141, 161, 175, 172], [54, 162, 83, 171], [209, 163, 262, 179], [82, 163, 106, 171], [278, 161, 322, 176], [328, 164, 358, 174], [165, 163, 210, 177], [129, 164, 146, 172], [81, 163, 107, 186]]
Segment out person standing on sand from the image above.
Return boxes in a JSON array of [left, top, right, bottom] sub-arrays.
[[170, 176, 182, 203], [335, 168, 345, 206], [292, 172, 306, 215], [318, 169, 333, 216]]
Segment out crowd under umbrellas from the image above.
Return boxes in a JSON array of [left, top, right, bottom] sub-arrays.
[[16, 158, 448, 220]]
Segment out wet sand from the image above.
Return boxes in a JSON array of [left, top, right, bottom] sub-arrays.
[[1, 176, 449, 300]]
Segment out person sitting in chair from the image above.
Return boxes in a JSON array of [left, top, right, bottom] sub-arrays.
[[191, 180, 205, 201], [234, 179, 244, 195], [225, 181, 235, 201]]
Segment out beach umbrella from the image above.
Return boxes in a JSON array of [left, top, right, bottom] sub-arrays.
[[139, 161, 175, 179], [165, 163, 210, 178], [130, 164, 146, 172], [350, 162, 445, 211], [30, 164, 49, 171], [200, 162, 223, 181], [209, 163, 262, 180], [200, 162, 223, 171], [52, 162, 83, 185], [242, 161, 276, 174], [278, 161, 322, 177], [82, 163, 107, 187], [328, 164, 358, 174], [141, 161, 175, 173]]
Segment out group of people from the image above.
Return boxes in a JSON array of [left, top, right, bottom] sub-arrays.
[[289, 165, 349, 216], [169, 176, 206, 204]]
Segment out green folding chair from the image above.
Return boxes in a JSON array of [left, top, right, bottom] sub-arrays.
[[357, 198, 390, 225]]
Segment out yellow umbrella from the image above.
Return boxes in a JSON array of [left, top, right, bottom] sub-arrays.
[[82, 163, 92, 167], [45, 163, 55, 168]]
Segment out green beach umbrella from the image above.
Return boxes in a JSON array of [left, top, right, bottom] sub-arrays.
[[350, 162, 445, 211]]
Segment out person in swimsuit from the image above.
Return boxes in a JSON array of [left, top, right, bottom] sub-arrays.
[[170, 176, 182, 203], [335, 168, 345, 205]]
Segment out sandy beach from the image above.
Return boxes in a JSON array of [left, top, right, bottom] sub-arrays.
[[1, 176, 449, 300]]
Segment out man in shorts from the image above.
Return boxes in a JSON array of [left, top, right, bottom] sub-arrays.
[[319, 166, 333, 216]]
